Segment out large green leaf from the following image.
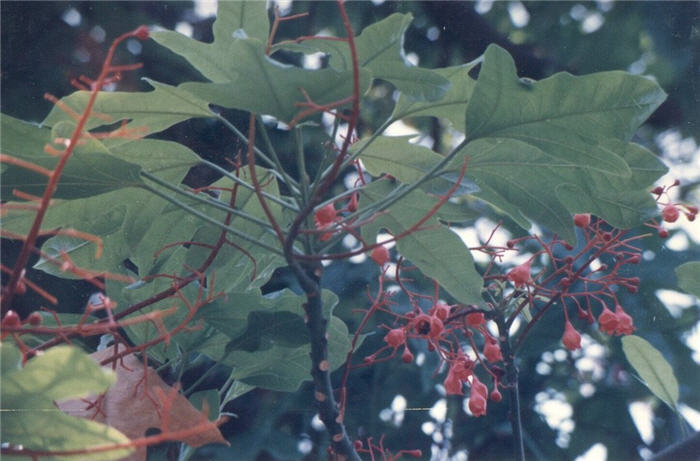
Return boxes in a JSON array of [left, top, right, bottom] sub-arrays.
[[178, 39, 370, 123], [1, 115, 144, 199], [150, 1, 269, 83], [621, 335, 679, 410], [197, 290, 353, 392], [360, 181, 483, 305], [1, 344, 132, 460], [41, 80, 214, 144], [391, 62, 479, 128], [446, 45, 667, 241], [354, 135, 478, 195], [3, 139, 200, 277], [675, 261, 700, 298], [151, 3, 369, 123], [212, 0, 270, 44], [280, 13, 449, 101]]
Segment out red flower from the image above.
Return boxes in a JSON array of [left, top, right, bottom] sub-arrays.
[[468, 390, 487, 417], [384, 328, 406, 348], [662, 204, 679, 223], [507, 260, 532, 288], [614, 304, 635, 335], [429, 302, 450, 321], [598, 305, 618, 335], [444, 370, 464, 395], [562, 320, 582, 351], [466, 312, 484, 326], [483, 338, 503, 362], [412, 313, 444, 339]]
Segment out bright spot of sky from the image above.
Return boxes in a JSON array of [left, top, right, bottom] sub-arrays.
[[582, 12, 604, 33], [90, 26, 106, 43], [175, 22, 194, 38], [62, 8, 81, 27], [629, 401, 654, 444], [303, 52, 324, 70], [475, 0, 494, 15], [194, 0, 217, 18], [430, 398, 447, 423], [575, 443, 607, 461], [508, 2, 530, 28]]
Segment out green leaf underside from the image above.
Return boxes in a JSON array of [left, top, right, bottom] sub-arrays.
[[151, 4, 370, 123], [3, 139, 199, 277], [41, 80, 214, 144], [360, 180, 483, 305], [391, 62, 479, 129], [1, 345, 132, 460], [355, 135, 478, 195], [675, 261, 700, 298], [194, 289, 353, 392], [621, 335, 679, 410], [1, 115, 144, 199], [443, 44, 667, 241]]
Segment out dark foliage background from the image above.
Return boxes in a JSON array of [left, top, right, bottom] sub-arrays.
[[2, 2, 698, 460]]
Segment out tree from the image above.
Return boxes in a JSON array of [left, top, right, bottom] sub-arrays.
[[2, 2, 698, 460]]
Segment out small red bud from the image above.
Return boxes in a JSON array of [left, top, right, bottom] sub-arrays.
[[573, 213, 591, 228], [628, 254, 641, 264], [658, 228, 669, 238], [2, 310, 21, 328], [466, 312, 484, 326], [402, 347, 414, 363], [403, 450, 422, 458], [27, 312, 42, 326], [651, 186, 664, 195], [134, 25, 150, 41], [562, 320, 582, 351], [602, 232, 613, 242], [354, 440, 363, 450], [506, 239, 516, 249], [370, 245, 390, 266], [384, 328, 406, 348], [490, 388, 502, 402], [672, 179, 680, 186], [662, 204, 680, 223]]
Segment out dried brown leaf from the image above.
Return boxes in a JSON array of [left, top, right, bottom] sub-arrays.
[[58, 345, 228, 461]]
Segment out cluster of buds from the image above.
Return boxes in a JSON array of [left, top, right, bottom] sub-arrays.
[[361, 261, 505, 417], [648, 180, 697, 237]]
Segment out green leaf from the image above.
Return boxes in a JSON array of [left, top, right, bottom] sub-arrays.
[[179, 39, 370, 123], [446, 45, 667, 241], [355, 135, 478, 195], [675, 261, 700, 298], [466, 44, 666, 143], [360, 181, 483, 304], [42, 80, 214, 143], [621, 335, 679, 410], [1, 345, 132, 460], [391, 62, 478, 128], [280, 14, 450, 101], [189, 389, 220, 421], [213, 1, 270, 44], [196, 289, 353, 392], [1, 342, 22, 374], [3, 139, 200, 277], [1, 115, 144, 199], [150, 1, 269, 82]]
